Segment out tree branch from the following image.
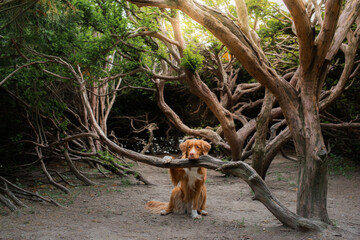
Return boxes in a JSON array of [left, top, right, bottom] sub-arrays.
[[326, 0, 360, 60], [0, 61, 50, 87], [128, 30, 181, 47], [128, 0, 179, 9], [316, 0, 341, 62], [283, 0, 314, 72], [155, 79, 229, 151]]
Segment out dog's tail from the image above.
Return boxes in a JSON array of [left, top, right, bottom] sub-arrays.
[[145, 201, 168, 214]]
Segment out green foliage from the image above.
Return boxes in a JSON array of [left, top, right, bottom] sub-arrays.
[[221, 156, 231, 162], [328, 154, 357, 179], [180, 46, 205, 73], [97, 150, 116, 163]]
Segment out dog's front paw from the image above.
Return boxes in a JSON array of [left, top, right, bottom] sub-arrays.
[[162, 156, 173, 164], [191, 210, 202, 219], [200, 210, 208, 216], [160, 210, 167, 215]]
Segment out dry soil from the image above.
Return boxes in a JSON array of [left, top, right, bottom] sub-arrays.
[[0, 155, 359, 240]]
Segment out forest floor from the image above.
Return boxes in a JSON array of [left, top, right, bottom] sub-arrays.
[[0, 153, 359, 240]]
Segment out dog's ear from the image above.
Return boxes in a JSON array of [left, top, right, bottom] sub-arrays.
[[201, 141, 211, 155], [179, 140, 188, 154]]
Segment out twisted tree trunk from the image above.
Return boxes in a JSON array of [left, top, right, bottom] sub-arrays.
[[251, 88, 275, 177]]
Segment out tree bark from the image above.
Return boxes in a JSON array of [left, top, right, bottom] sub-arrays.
[[262, 127, 292, 179], [63, 148, 96, 186], [1, 182, 28, 208], [295, 92, 329, 222], [185, 72, 243, 160], [251, 88, 275, 177], [0, 193, 17, 212], [155, 79, 229, 151]]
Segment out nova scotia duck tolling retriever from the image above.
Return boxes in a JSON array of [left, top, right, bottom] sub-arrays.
[[145, 139, 211, 219]]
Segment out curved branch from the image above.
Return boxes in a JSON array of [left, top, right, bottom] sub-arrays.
[[151, 72, 185, 81], [326, 0, 360, 60], [0, 176, 64, 207], [128, 30, 181, 47], [0, 61, 50, 87], [185, 72, 243, 160], [321, 122, 360, 129], [128, 0, 179, 9], [155, 79, 230, 151], [63, 148, 96, 186], [283, 0, 314, 72], [316, 0, 341, 62], [320, 26, 360, 110], [98, 67, 147, 83], [48, 133, 100, 148], [0, 193, 17, 211]]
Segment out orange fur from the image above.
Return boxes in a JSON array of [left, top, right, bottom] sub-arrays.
[[145, 139, 211, 219], [145, 201, 168, 214]]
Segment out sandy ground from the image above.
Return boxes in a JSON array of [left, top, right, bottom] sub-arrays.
[[0, 155, 359, 240]]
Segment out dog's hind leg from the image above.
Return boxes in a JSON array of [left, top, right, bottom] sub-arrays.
[[161, 186, 182, 215], [199, 186, 207, 216]]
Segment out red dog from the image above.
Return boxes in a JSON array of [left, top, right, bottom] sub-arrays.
[[145, 139, 211, 219]]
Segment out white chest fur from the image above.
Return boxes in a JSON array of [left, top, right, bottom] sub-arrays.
[[185, 168, 202, 189]]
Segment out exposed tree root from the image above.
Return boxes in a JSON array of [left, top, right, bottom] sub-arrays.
[[280, 149, 298, 162], [39, 159, 71, 194], [0, 176, 65, 212], [63, 148, 96, 186], [0, 193, 17, 212], [76, 156, 153, 185]]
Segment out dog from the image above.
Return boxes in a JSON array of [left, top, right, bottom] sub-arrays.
[[145, 139, 211, 219]]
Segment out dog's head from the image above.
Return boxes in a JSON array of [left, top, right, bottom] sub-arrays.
[[179, 139, 211, 160]]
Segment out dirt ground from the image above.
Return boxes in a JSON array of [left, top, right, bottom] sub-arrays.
[[1, 154, 359, 240]]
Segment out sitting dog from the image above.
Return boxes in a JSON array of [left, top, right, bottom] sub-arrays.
[[145, 139, 211, 219]]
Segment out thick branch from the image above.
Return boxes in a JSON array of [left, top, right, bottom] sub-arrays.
[[316, 0, 341, 62], [128, 0, 179, 9], [0, 193, 17, 211], [321, 122, 360, 129], [155, 79, 229, 151], [326, 0, 360, 60], [63, 148, 96, 186], [283, 0, 314, 72], [320, 24, 360, 110], [0, 176, 64, 207], [252, 88, 275, 177]]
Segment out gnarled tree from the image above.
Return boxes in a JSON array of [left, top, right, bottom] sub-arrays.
[[125, 0, 360, 224]]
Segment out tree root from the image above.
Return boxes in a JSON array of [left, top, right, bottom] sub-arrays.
[[75, 156, 153, 185], [0, 176, 65, 212], [0, 193, 17, 212], [40, 159, 71, 194], [63, 148, 96, 186]]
